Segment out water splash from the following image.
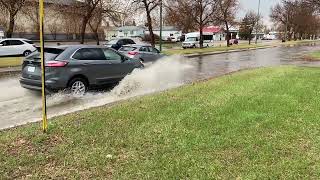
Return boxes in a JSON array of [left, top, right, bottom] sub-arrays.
[[0, 55, 193, 129]]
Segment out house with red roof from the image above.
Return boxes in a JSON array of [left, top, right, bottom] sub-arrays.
[[202, 26, 226, 41], [202, 26, 239, 41]]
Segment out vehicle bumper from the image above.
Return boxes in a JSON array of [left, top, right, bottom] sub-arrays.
[[182, 44, 195, 48], [19, 77, 65, 92]]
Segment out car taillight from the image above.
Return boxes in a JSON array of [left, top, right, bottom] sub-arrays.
[[128, 51, 138, 56], [45, 61, 68, 67]]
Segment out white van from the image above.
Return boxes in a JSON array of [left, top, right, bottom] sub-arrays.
[[182, 32, 214, 49]]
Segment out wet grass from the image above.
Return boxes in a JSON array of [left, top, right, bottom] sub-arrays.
[[1, 66, 320, 179], [0, 57, 23, 68], [163, 44, 270, 55]]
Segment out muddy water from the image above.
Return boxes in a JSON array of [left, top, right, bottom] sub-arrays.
[[1, 44, 320, 130]]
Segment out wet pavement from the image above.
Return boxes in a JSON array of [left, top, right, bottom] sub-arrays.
[[0, 43, 320, 130]]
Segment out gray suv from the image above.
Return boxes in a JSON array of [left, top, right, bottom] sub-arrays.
[[20, 45, 144, 95]]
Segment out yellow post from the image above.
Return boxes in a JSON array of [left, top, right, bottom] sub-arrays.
[[39, 0, 48, 133]]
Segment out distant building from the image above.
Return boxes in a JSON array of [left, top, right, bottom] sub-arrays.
[[116, 26, 145, 39], [203, 26, 226, 41], [228, 26, 240, 39], [147, 26, 182, 41]]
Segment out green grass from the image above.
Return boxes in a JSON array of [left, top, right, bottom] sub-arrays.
[[1, 66, 320, 179], [0, 57, 23, 67], [281, 39, 320, 46], [163, 44, 269, 55], [307, 51, 320, 60]]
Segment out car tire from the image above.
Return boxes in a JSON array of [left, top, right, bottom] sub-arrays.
[[68, 78, 88, 96], [23, 50, 32, 57]]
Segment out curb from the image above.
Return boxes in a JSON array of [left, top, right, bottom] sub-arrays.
[[184, 45, 277, 58], [0, 67, 21, 77]]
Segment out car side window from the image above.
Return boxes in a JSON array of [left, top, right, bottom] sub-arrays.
[[9, 40, 24, 46], [139, 46, 149, 52], [148, 47, 160, 53], [103, 49, 122, 61], [0, 40, 10, 46], [72, 48, 106, 60], [118, 40, 124, 46]]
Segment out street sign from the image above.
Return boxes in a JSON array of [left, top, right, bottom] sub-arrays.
[[39, 0, 48, 133]]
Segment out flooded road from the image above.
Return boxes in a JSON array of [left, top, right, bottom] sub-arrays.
[[1, 44, 320, 130]]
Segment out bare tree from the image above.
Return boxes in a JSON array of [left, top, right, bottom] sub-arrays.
[[165, 0, 217, 48], [48, 20, 61, 40], [73, 0, 102, 44], [191, 0, 218, 48], [239, 11, 259, 44], [215, 0, 239, 47], [270, 0, 319, 40], [89, 2, 104, 45], [165, 0, 197, 33], [0, 0, 26, 38], [133, 0, 160, 47], [21, 1, 40, 37]]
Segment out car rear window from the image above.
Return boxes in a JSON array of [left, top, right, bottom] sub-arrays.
[[26, 52, 60, 61], [119, 47, 137, 52], [27, 48, 65, 61]]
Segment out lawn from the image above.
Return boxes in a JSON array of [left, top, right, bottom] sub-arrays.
[[163, 44, 270, 55], [1, 66, 320, 179], [0, 57, 23, 68], [306, 51, 320, 60], [281, 39, 320, 46]]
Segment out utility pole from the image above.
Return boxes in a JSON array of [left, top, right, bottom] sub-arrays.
[[255, 0, 261, 44], [159, 0, 163, 52]]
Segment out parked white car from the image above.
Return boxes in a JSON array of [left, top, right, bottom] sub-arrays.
[[0, 38, 37, 57]]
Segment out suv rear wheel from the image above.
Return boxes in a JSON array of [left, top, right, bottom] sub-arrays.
[[68, 78, 88, 96]]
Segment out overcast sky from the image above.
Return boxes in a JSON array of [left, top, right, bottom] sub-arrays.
[[238, 0, 282, 27]]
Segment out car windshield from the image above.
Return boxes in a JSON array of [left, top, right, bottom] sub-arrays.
[[119, 47, 137, 51], [106, 40, 118, 44], [186, 37, 198, 42]]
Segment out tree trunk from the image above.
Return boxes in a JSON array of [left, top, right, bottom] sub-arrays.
[[94, 31, 99, 45], [199, 25, 203, 49], [249, 29, 252, 45], [80, 17, 90, 44], [225, 21, 230, 47], [146, 9, 155, 47], [7, 14, 15, 38]]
